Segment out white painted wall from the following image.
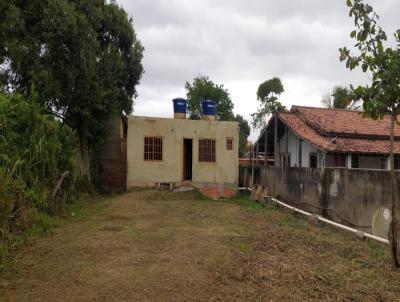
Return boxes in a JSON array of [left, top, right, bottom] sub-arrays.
[[276, 128, 390, 170], [302, 140, 318, 168], [278, 128, 298, 167], [278, 129, 286, 154], [288, 131, 298, 167], [346, 154, 352, 168], [278, 127, 318, 167]]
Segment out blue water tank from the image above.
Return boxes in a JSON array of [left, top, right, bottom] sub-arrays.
[[202, 100, 216, 116], [172, 98, 187, 113]]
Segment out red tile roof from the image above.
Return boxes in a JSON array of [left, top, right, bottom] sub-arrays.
[[277, 106, 400, 155]]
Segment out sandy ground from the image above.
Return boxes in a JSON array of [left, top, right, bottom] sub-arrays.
[[1, 190, 399, 301]]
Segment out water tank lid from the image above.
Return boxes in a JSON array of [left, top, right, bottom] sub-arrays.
[[172, 97, 187, 102]]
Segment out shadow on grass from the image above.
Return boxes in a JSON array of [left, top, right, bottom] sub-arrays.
[[1, 193, 110, 271]]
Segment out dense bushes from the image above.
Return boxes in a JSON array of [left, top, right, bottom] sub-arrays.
[[0, 93, 81, 265]]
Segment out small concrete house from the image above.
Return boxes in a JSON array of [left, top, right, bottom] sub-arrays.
[[126, 99, 239, 198], [253, 106, 400, 170]]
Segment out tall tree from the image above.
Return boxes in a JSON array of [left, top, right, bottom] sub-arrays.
[[251, 77, 286, 129], [321, 86, 354, 109], [185, 75, 234, 121], [340, 0, 400, 267], [0, 0, 144, 181], [234, 114, 251, 156]]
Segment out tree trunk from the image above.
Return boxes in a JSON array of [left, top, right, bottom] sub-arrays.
[[79, 124, 91, 183], [388, 114, 400, 267]]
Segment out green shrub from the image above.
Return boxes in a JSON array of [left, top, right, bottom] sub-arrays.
[[0, 93, 81, 266]]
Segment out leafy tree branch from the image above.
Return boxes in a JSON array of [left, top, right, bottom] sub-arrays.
[[340, 0, 400, 267], [251, 77, 286, 129]]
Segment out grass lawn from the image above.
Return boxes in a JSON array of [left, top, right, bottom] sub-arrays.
[[0, 190, 399, 301]]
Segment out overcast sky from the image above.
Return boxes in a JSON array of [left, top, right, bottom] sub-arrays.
[[117, 0, 399, 141]]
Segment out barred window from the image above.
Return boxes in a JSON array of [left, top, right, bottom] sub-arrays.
[[199, 139, 216, 162], [144, 137, 162, 161], [226, 137, 233, 150]]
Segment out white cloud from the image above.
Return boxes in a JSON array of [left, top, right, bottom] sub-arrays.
[[118, 0, 400, 142]]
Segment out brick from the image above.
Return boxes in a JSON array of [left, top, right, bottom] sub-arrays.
[[198, 187, 221, 199], [223, 188, 236, 198], [198, 186, 237, 199]]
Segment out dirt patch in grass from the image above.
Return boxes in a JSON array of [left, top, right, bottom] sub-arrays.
[[0, 190, 399, 301]]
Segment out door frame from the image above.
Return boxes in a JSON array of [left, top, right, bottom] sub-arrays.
[[183, 138, 193, 181]]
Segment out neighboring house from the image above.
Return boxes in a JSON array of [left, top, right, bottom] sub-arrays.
[[126, 99, 239, 198], [253, 106, 400, 170]]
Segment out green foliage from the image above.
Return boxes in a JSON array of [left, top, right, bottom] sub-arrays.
[[184, 76, 249, 155], [321, 86, 355, 109], [340, 0, 400, 267], [185, 75, 234, 121], [227, 193, 265, 211], [339, 0, 400, 119], [234, 114, 251, 156], [252, 77, 286, 129], [0, 93, 81, 267], [0, 0, 144, 180]]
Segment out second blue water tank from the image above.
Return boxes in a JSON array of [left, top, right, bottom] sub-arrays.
[[202, 100, 216, 116]]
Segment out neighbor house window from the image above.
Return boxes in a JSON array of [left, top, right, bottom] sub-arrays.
[[381, 157, 387, 170], [226, 137, 233, 150], [199, 139, 216, 162], [333, 154, 346, 167], [281, 154, 291, 167], [351, 154, 359, 168], [309, 153, 317, 168], [394, 156, 400, 170], [144, 137, 162, 161]]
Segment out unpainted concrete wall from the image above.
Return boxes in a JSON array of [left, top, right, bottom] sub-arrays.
[[127, 116, 239, 190], [260, 166, 400, 233]]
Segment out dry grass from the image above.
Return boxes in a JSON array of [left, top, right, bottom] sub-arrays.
[[213, 201, 400, 301], [0, 190, 399, 301]]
